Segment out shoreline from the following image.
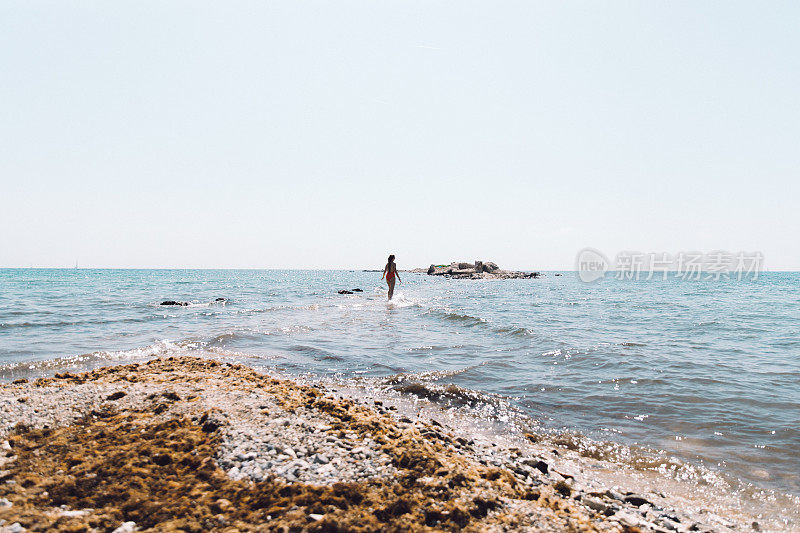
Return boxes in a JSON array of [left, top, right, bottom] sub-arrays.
[[0, 356, 779, 532]]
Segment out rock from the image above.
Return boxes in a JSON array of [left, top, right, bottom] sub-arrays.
[[610, 510, 643, 528], [60, 510, 87, 517], [213, 498, 232, 512], [582, 496, 609, 514], [0, 498, 11, 508], [111, 522, 137, 533], [427, 264, 436, 274], [314, 454, 330, 464], [352, 288, 363, 292], [483, 262, 499, 273], [624, 494, 653, 507], [8, 523, 24, 533], [199, 412, 224, 433], [160, 300, 187, 306], [657, 517, 680, 531], [106, 391, 126, 401], [308, 513, 324, 521], [215, 297, 227, 302], [605, 489, 626, 501], [338, 290, 353, 295], [522, 458, 549, 474]]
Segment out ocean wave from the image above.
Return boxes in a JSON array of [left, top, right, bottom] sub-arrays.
[[0, 339, 196, 380], [424, 308, 486, 326], [0, 315, 161, 330], [423, 308, 537, 339]]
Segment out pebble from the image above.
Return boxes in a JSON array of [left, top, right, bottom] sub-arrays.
[[610, 510, 643, 528], [581, 496, 608, 514], [111, 522, 137, 533], [59, 510, 86, 517]]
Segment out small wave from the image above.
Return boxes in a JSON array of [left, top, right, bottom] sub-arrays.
[[385, 292, 422, 308], [0, 339, 195, 381], [390, 381, 495, 408], [383, 364, 482, 383], [0, 315, 159, 330], [424, 308, 535, 339], [206, 331, 263, 346], [406, 345, 463, 353], [493, 325, 534, 337], [424, 308, 486, 326], [380, 369, 508, 414], [287, 345, 342, 361]]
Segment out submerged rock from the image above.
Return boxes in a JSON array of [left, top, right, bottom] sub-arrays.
[[160, 298, 227, 306]]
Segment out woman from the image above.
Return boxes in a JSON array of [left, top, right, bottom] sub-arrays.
[[382, 254, 401, 300]]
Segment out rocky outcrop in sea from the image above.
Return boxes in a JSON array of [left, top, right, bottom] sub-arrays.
[[412, 261, 540, 279]]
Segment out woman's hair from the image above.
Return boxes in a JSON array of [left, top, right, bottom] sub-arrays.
[[388, 254, 395, 263]]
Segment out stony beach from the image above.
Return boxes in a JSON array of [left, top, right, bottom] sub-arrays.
[[0, 357, 770, 532]]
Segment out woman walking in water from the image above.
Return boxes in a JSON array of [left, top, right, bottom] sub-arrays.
[[382, 254, 401, 300]]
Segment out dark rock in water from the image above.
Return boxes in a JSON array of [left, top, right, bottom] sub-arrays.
[[162, 298, 226, 306], [427, 264, 436, 275], [352, 288, 363, 292], [555, 273, 562, 276], [338, 290, 353, 295]]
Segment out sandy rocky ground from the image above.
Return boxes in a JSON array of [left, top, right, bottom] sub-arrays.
[[0, 357, 757, 532]]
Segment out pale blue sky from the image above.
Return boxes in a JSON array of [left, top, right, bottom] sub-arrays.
[[1, 1, 798, 270]]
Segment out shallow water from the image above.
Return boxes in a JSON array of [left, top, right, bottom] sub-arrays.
[[1, 269, 798, 505]]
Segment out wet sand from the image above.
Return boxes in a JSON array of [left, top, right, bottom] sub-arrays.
[[0, 357, 767, 532]]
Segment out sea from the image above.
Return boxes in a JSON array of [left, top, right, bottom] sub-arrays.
[[1, 268, 798, 525]]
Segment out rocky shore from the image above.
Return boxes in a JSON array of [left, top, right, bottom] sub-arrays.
[[411, 262, 540, 279], [0, 357, 766, 532]]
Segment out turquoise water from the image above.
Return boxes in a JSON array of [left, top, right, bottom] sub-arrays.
[[1, 268, 798, 499]]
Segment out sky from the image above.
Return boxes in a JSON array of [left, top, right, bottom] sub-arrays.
[[1, 1, 798, 270]]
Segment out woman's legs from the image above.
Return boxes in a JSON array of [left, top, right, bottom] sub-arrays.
[[387, 278, 395, 300]]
